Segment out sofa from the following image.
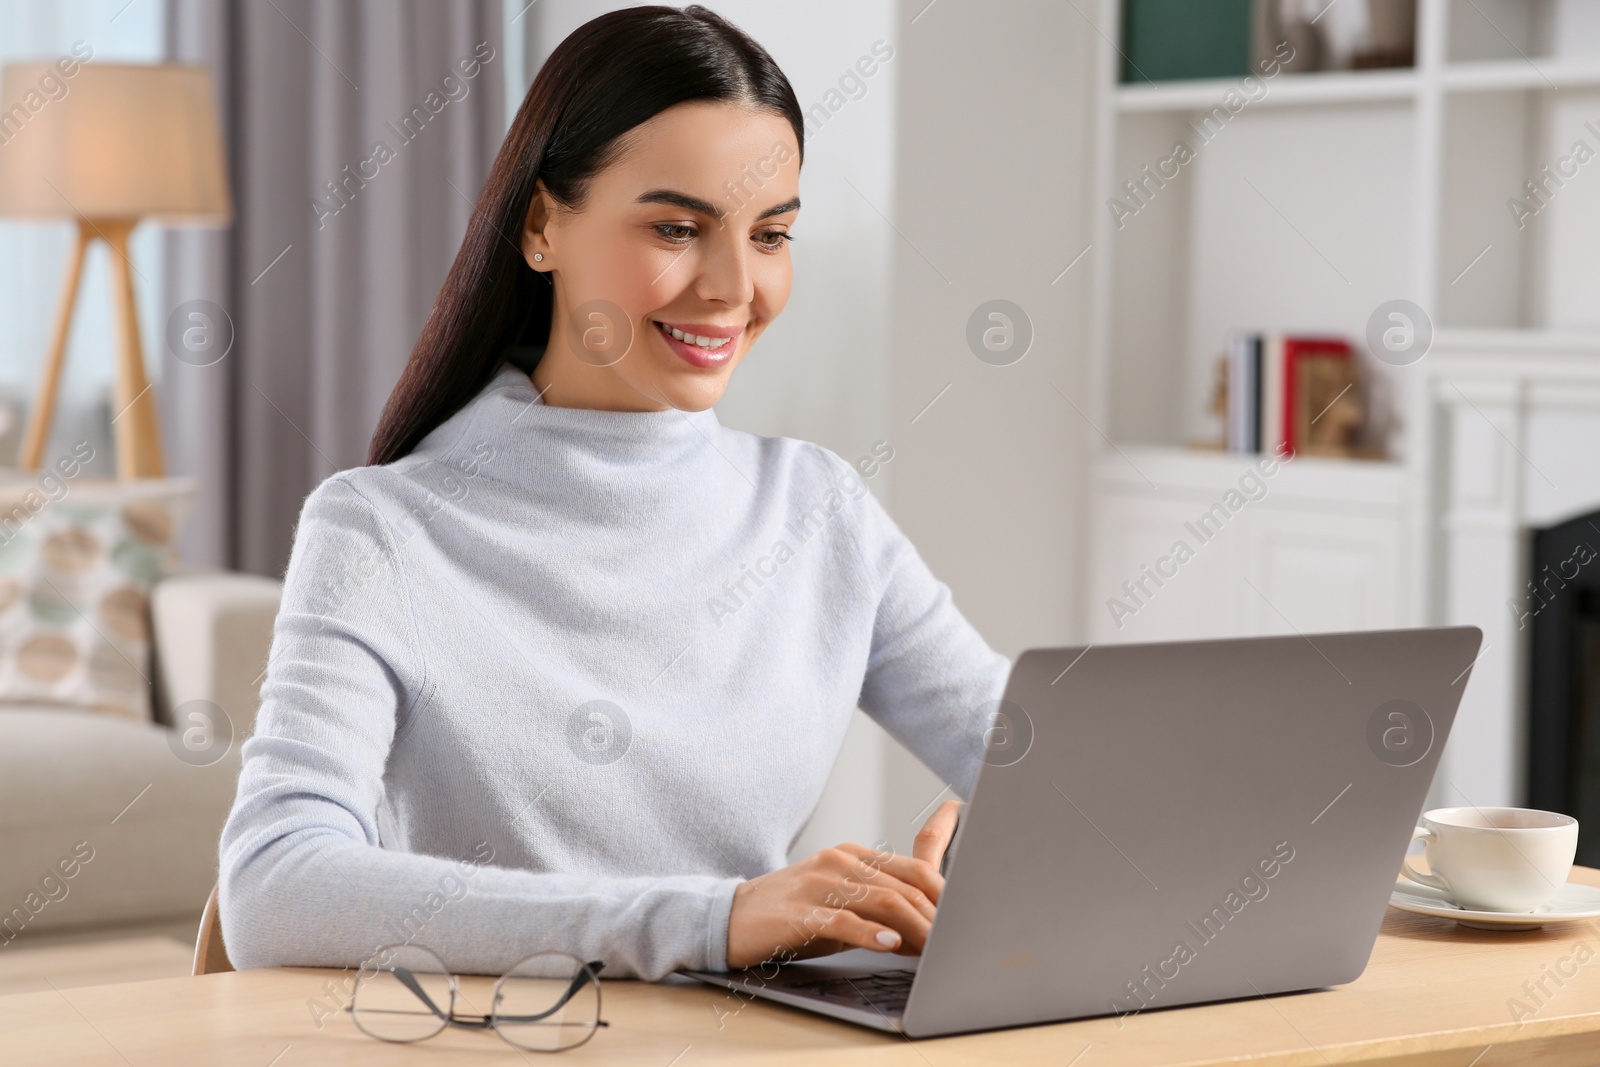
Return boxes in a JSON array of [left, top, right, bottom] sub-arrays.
[[0, 569, 282, 947]]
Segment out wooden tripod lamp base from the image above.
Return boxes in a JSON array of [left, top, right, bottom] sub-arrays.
[[19, 217, 166, 481]]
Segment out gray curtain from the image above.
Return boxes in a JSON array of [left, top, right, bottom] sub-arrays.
[[162, 0, 506, 576]]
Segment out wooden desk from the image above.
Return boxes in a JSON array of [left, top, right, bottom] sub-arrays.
[[7, 869, 1600, 1066]]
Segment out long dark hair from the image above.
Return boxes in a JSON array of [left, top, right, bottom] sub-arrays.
[[367, 4, 805, 466]]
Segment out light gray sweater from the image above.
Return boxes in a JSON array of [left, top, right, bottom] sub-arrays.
[[218, 360, 1011, 980]]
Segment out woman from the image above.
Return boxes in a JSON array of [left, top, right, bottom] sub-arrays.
[[218, 4, 1010, 982]]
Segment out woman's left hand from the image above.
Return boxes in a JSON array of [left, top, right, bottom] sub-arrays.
[[913, 800, 962, 874]]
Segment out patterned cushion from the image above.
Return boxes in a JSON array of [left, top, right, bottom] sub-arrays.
[[0, 475, 196, 721]]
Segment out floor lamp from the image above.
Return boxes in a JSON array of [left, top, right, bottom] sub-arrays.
[[0, 62, 231, 480]]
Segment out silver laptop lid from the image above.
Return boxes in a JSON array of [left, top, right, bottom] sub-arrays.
[[903, 626, 1482, 1038]]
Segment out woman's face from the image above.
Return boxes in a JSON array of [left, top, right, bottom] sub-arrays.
[[521, 100, 801, 412]]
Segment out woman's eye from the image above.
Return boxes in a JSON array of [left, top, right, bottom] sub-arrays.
[[654, 224, 793, 250], [654, 223, 696, 242]]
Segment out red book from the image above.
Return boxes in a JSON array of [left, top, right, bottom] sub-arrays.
[[1278, 337, 1351, 458]]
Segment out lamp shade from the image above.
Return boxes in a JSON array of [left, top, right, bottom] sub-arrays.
[[0, 62, 231, 223]]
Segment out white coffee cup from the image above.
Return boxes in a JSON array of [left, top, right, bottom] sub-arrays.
[[1402, 806, 1578, 913]]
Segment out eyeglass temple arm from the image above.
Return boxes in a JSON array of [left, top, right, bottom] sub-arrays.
[[490, 961, 606, 1025], [392, 967, 454, 1022]]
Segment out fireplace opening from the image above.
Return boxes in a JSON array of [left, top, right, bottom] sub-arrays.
[[1526, 510, 1600, 868]]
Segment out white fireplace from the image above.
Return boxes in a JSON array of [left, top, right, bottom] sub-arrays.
[[1419, 331, 1600, 810]]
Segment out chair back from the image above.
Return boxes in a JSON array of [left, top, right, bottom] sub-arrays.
[[193, 883, 234, 976]]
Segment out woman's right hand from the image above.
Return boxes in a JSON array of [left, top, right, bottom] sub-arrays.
[[724, 802, 962, 970]]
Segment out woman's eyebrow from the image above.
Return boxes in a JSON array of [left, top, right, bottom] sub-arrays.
[[636, 189, 800, 221], [753, 196, 801, 220]]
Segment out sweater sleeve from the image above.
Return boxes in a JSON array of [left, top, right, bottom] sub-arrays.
[[823, 451, 1014, 801], [217, 474, 739, 981]]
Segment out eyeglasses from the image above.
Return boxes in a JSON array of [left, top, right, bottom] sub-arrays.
[[346, 943, 608, 1052]]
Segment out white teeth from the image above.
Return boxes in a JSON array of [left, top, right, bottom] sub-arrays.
[[661, 322, 730, 348]]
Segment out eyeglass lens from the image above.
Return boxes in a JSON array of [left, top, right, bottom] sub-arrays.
[[351, 943, 455, 1042]]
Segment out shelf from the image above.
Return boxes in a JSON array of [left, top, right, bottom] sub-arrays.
[[1116, 69, 1418, 113], [1093, 444, 1407, 509], [1443, 58, 1600, 93], [1114, 58, 1600, 112]]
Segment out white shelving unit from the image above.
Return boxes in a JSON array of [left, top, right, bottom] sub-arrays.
[[1083, 0, 1600, 647]]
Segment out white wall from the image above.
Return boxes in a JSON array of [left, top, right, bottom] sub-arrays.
[[884, 1, 1095, 848]]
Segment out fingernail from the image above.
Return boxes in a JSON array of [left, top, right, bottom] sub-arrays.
[[876, 930, 901, 949]]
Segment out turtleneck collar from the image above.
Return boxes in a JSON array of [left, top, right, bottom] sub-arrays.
[[414, 360, 726, 494]]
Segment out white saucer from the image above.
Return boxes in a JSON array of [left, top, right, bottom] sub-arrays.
[[1389, 878, 1600, 930]]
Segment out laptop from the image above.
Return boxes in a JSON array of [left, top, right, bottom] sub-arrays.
[[681, 625, 1483, 1038]]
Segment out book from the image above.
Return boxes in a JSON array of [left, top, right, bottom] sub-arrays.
[[1261, 333, 1285, 456], [1121, 0, 1254, 83], [1226, 331, 1261, 452], [1249, 335, 1262, 452], [1281, 338, 1354, 456]]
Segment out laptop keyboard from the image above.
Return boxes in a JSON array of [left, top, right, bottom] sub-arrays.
[[781, 969, 916, 1015]]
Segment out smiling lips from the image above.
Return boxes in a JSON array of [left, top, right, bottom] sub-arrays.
[[653, 319, 745, 369]]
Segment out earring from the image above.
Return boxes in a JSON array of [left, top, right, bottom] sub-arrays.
[[533, 253, 543, 262]]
